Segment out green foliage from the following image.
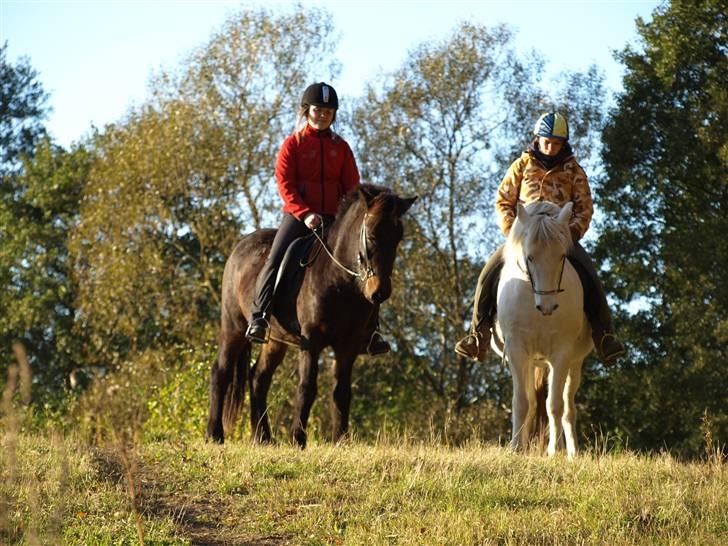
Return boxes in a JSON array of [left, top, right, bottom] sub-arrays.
[[0, 43, 49, 175], [350, 21, 607, 438], [144, 344, 215, 441], [589, 0, 728, 456], [0, 140, 92, 405], [69, 6, 339, 373]]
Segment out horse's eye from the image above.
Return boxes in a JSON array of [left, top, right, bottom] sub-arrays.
[[527, 255, 534, 262]]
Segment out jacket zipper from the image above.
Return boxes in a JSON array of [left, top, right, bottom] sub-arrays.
[[319, 132, 325, 214]]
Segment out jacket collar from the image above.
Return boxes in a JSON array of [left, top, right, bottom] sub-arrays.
[[527, 138, 574, 170], [303, 124, 333, 138]]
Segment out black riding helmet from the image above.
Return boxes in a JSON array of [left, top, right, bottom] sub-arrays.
[[301, 82, 339, 110]]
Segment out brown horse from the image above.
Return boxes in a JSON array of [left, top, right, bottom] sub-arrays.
[[206, 184, 416, 447]]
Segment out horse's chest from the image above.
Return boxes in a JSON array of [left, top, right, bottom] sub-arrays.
[[302, 287, 371, 333]]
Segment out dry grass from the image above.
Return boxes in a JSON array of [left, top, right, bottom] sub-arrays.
[[1, 344, 725, 544], [1, 431, 725, 545]]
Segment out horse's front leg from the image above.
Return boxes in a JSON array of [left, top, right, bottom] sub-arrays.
[[546, 358, 570, 457], [331, 345, 358, 443], [508, 347, 536, 452], [561, 362, 583, 458], [291, 345, 321, 448], [249, 340, 287, 444]]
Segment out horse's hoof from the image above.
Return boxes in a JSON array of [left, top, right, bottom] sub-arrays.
[[206, 432, 224, 444], [292, 429, 307, 449]]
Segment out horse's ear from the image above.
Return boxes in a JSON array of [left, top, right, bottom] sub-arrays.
[[516, 203, 529, 224], [359, 185, 379, 206], [396, 195, 418, 216], [558, 202, 574, 226]]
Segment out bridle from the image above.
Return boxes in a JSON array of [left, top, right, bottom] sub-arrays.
[[523, 254, 566, 295], [516, 211, 568, 296], [310, 212, 376, 281]]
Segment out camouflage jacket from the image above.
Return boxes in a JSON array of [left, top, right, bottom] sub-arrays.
[[495, 151, 593, 240]]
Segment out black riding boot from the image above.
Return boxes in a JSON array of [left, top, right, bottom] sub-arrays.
[[455, 246, 504, 362], [569, 243, 626, 365], [245, 313, 270, 344]]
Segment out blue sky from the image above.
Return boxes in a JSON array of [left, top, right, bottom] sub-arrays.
[[2, 0, 660, 148]]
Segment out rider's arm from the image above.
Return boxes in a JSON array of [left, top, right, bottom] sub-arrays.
[[568, 162, 593, 241], [495, 157, 525, 237], [276, 136, 312, 220]]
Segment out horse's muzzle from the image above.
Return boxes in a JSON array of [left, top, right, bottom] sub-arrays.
[[365, 276, 391, 304], [536, 302, 559, 316]]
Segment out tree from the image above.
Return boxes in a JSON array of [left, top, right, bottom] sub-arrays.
[[0, 47, 87, 403], [589, 0, 728, 456], [349, 22, 607, 439], [0, 43, 49, 175], [69, 7, 340, 370], [0, 140, 92, 400]]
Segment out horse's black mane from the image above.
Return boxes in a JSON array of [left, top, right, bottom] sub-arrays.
[[335, 183, 393, 219]]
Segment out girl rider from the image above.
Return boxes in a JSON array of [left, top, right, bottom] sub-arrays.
[[455, 112, 625, 364], [245, 82, 390, 355]]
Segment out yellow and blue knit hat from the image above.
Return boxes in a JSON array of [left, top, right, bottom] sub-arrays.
[[533, 112, 569, 140]]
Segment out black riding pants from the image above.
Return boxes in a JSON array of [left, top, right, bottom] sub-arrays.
[[470, 242, 616, 339], [251, 214, 310, 319]]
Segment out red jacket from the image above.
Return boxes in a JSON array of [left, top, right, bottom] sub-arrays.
[[275, 125, 360, 219]]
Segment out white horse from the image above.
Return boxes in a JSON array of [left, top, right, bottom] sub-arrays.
[[492, 201, 593, 458]]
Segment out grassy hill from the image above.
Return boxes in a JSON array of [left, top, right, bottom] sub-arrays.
[[2, 432, 726, 545]]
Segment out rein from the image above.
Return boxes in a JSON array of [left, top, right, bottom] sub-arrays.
[[309, 212, 376, 281]]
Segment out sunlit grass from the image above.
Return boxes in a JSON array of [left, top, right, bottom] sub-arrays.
[[2, 430, 725, 545]]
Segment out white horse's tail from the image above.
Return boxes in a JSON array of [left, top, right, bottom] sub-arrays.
[[533, 367, 549, 452]]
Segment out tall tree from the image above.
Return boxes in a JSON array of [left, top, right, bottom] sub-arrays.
[[69, 7, 340, 369], [0, 46, 87, 402], [0, 140, 92, 399], [349, 22, 607, 438], [0, 43, 49, 175], [589, 0, 727, 455]]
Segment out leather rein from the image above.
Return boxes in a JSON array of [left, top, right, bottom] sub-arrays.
[[309, 212, 376, 281]]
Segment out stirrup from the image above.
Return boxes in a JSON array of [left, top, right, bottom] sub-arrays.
[[455, 332, 483, 360], [599, 332, 625, 362], [366, 330, 391, 355]]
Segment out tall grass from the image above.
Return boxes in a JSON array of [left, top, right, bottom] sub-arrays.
[[1, 345, 725, 545]]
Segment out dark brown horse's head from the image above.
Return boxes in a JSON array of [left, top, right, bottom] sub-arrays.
[[332, 184, 416, 304]]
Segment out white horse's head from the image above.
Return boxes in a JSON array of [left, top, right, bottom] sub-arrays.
[[509, 201, 574, 316]]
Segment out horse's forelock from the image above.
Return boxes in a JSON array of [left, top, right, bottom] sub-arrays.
[[510, 202, 572, 252], [336, 184, 394, 220]]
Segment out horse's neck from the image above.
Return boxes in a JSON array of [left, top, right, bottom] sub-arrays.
[[309, 208, 363, 288], [502, 243, 528, 280], [330, 205, 364, 262]]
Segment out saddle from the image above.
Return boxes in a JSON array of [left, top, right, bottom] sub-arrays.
[[271, 234, 320, 336]]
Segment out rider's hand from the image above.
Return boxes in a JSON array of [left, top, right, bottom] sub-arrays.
[[304, 213, 322, 230]]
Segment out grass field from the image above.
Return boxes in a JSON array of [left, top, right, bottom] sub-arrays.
[[2, 431, 726, 545]]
